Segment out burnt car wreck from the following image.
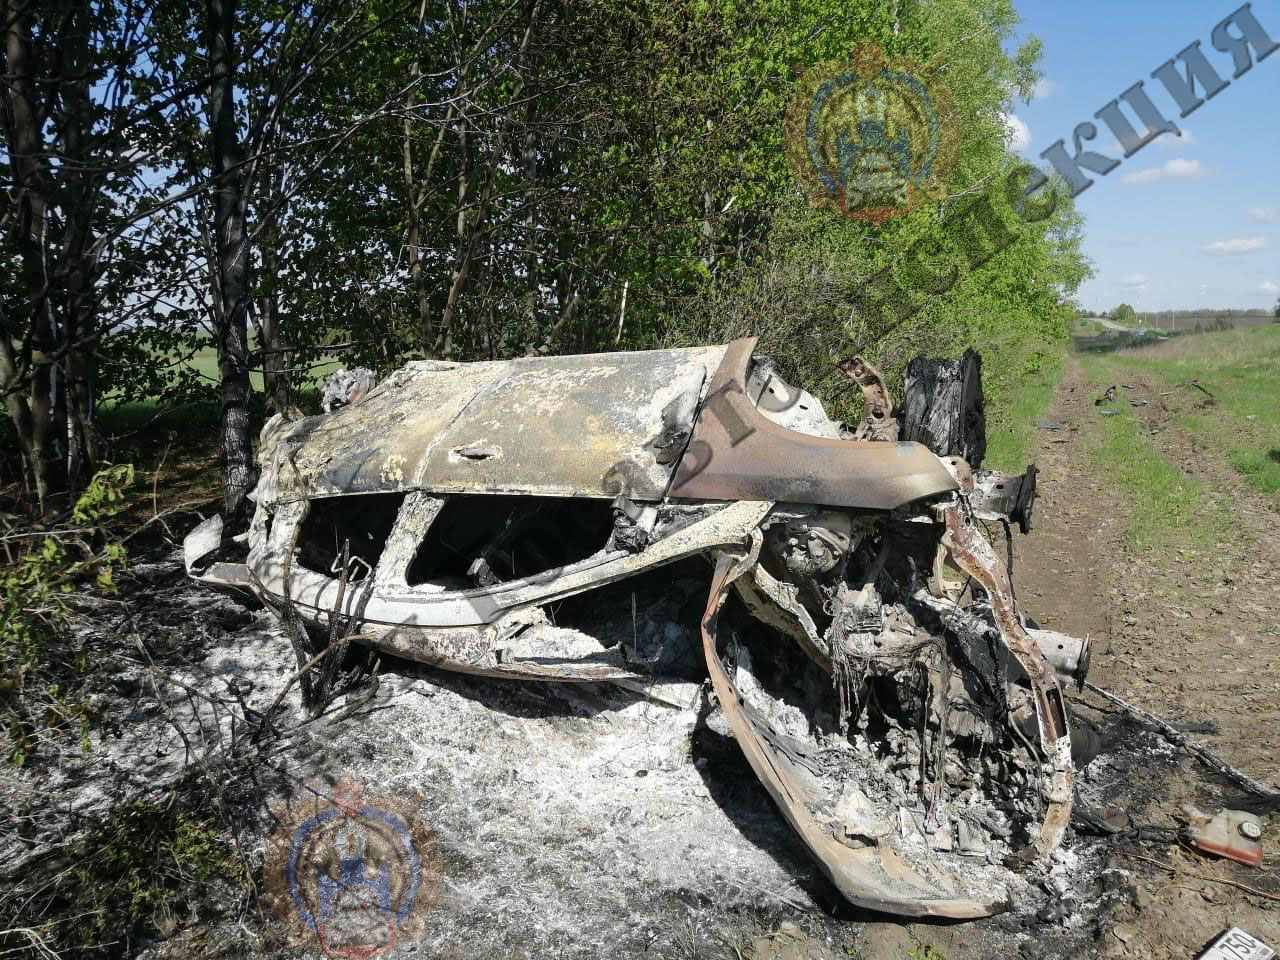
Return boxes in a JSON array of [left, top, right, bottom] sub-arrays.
[[185, 337, 1092, 919]]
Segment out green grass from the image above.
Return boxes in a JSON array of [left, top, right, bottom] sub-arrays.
[[189, 344, 264, 391], [1077, 350, 1234, 550], [1229, 447, 1280, 495], [1095, 323, 1280, 505], [1088, 399, 1227, 549], [907, 940, 948, 960], [984, 353, 1064, 471], [90, 340, 340, 437]]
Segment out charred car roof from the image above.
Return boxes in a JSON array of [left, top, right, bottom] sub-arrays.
[[258, 337, 958, 512]]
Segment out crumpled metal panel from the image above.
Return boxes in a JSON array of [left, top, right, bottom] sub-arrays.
[[699, 551, 1007, 918], [669, 339, 959, 510], [276, 346, 725, 503]]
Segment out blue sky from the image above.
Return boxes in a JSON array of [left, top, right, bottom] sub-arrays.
[[1005, 0, 1280, 312]]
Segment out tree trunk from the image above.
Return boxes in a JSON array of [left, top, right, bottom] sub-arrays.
[[401, 0, 434, 348], [3, 0, 58, 509], [257, 255, 289, 414], [57, 0, 101, 496], [522, 34, 539, 335], [436, 113, 472, 358], [208, 0, 256, 520]]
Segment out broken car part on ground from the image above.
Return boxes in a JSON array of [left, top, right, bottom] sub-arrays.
[[185, 337, 1092, 919]]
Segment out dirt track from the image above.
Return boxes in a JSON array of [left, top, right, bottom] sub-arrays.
[[1008, 358, 1280, 959]]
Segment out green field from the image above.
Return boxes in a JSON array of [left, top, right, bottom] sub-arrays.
[[187, 345, 261, 390], [93, 341, 343, 437], [173, 344, 341, 394], [181, 345, 344, 391], [1096, 324, 1280, 504], [983, 323, 1280, 549], [1068, 322, 1280, 549]]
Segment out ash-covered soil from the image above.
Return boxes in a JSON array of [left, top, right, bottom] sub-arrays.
[[5, 532, 1245, 960]]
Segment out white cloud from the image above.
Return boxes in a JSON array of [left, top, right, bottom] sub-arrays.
[[1033, 78, 1059, 99], [1123, 157, 1214, 185], [1248, 206, 1279, 222], [1000, 112, 1030, 151], [1202, 236, 1268, 256], [1259, 280, 1280, 294], [1118, 273, 1149, 289]]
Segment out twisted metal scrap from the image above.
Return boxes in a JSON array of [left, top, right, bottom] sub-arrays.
[[699, 549, 1006, 919], [940, 500, 1074, 865]]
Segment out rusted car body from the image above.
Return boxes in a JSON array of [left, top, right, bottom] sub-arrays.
[[186, 338, 1089, 919]]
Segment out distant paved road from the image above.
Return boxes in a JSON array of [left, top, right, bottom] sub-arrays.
[[1091, 316, 1139, 332], [1085, 317, 1126, 332], [1085, 316, 1171, 335]]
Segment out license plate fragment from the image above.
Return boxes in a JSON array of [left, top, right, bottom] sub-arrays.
[[1200, 928, 1275, 960]]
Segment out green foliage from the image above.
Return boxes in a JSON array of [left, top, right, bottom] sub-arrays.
[[1, 465, 135, 765], [62, 802, 241, 952], [628, 0, 1088, 431], [2, 0, 1091, 472], [72, 464, 136, 527], [1110, 303, 1137, 325], [984, 352, 1064, 470], [177, 0, 1086, 396]]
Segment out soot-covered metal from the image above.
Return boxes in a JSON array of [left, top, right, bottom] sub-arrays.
[[185, 338, 1088, 919]]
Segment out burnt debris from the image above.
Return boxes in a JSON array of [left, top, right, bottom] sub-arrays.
[[185, 338, 1090, 918]]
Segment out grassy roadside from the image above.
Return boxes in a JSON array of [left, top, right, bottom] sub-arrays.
[[1081, 373, 1228, 550], [1095, 324, 1280, 506], [984, 354, 1064, 471], [1076, 346, 1239, 551]]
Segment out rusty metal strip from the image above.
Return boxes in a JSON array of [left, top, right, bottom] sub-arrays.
[[699, 551, 1007, 919], [941, 502, 1074, 864]]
